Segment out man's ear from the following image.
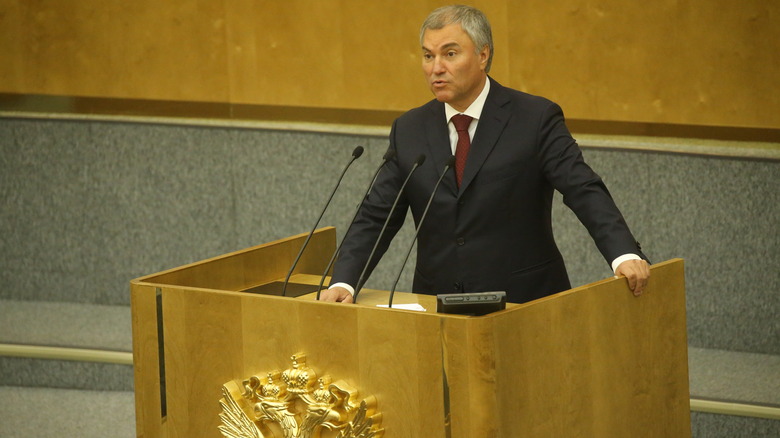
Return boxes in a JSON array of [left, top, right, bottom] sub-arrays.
[[480, 45, 490, 70]]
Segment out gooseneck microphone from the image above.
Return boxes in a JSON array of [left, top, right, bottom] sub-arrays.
[[316, 149, 396, 300], [388, 155, 455, 308], [282, 146, 364, 296], [353, 154, 426, 303]]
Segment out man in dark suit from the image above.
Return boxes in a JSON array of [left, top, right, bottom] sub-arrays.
[[320, 5, 649, 304]]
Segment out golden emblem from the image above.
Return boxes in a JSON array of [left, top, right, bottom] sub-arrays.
[[218, 354, 383, 438]]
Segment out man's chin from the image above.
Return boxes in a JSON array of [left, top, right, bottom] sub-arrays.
[[432, 91, 452, 104]]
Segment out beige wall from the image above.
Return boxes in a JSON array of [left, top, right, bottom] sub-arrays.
[[1, 0, 778, 129]]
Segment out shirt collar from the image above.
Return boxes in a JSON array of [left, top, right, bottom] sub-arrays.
[[445, 77, 491, 122]]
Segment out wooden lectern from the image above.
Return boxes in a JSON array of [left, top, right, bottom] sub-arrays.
[[131, 228, 691, 437]]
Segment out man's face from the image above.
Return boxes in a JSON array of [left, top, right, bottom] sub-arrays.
[[422, 23, 489, 112]]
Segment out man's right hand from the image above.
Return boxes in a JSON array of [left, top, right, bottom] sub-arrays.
[[318, 286, 354, 303]]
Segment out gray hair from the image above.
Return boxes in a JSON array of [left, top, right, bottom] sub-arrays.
[[420, 5, 494, 73]]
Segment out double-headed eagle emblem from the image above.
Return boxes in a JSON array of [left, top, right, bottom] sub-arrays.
[[219, 354, 383, 438]]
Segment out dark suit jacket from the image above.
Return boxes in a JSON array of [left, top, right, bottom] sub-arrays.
[[332, 77, 644, 303]]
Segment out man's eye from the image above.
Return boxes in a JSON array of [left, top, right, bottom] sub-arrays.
[[447, 51, 457, 57]]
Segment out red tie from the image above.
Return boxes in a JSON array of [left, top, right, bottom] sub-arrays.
[[451, 114, 473, 187]]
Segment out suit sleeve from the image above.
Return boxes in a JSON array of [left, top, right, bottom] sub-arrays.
[[329, 120, 410, 290], [536, 101, 646, 264]]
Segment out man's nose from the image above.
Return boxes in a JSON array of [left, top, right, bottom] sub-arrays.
[[432, 56, 446, 74]]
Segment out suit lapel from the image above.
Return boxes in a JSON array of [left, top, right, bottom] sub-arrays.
[[424, 103, 459, 196], [459, 78, 511, 195]]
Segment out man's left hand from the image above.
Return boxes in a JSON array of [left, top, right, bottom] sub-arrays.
[[615, 259, 651, 297]]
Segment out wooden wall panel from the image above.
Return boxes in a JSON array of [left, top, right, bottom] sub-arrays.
[[504, 0, 779, 129], [1, 0, 778, 129], [228, 1, 346, 106], [0, 0, 230, 101]]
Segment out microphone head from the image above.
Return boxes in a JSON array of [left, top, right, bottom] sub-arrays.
[[415, 154, 426, 166], [352, 146, 365, 159], [446, 155, 456, 167], [383, 148, 397, 160]]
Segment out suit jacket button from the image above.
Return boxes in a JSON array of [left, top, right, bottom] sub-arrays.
[[456, 237, 465, 246]]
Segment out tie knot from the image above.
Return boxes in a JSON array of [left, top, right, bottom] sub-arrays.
[[451, 114, 473, 132]]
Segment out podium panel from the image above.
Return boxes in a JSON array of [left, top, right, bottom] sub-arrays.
[[131, 228, 690, 437]]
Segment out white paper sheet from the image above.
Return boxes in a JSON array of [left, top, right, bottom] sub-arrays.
[[376, 303, 427, 312]]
